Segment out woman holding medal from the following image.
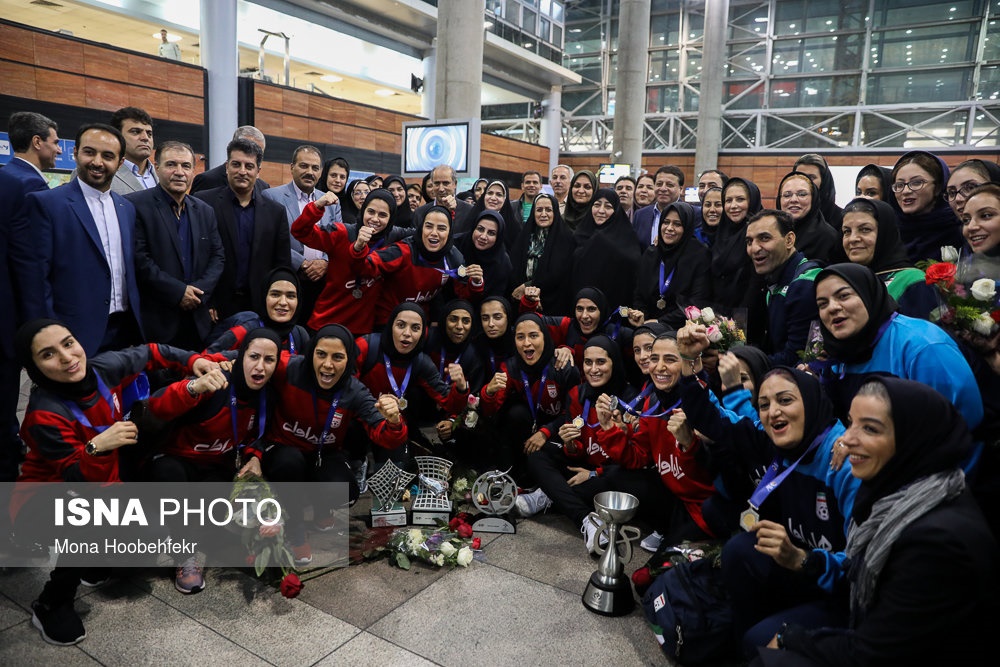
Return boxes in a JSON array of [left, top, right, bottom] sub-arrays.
[[351, 205, 484, 328], [675, 323, 859, 657], [632, 201, 711, 328], [541, 287, 637, 367]]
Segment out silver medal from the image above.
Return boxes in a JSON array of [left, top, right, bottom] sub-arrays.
[[656, 298, 666, 310], [397, 397, 408, 411], [352, 288, 363, 299]]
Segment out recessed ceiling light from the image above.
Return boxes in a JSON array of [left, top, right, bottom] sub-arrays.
[[374, 89, 397, 97], [321, 74, 343, 82]]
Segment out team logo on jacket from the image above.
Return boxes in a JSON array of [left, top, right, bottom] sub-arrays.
[[657, 454, 685, 480], [815, 492, 829, 521], [330, 410, 343, 429], [546, 381, 557, 398]]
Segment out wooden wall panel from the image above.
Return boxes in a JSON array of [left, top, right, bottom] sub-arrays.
[[166, 94, 204, 125], [33, 32, 83, 71], [35, 70, 86, 107], [85, 79, 131, 112], [82, 44, 129, 83], [0, 61, 36, 99], [0, 24, 34, 63]]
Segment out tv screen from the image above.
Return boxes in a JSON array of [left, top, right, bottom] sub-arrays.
[[402, 119, 480, 177]]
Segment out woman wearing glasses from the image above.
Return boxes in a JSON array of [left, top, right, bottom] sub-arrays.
[[890, 151, 962, 262], [944, 159, 1000, 220], [775, 171, 841, 264]]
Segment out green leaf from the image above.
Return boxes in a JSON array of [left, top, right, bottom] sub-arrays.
[[395, 552, 411, 570], [255, 545, 271, 577]]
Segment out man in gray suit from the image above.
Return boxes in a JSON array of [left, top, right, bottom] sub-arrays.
[[109, 106, 158, 195], [262, 145, 329, 321]]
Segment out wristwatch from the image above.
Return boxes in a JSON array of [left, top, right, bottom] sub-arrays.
[[85, 440, 100, 456]]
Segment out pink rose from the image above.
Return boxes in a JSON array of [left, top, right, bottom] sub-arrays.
[[706, 325, 723, 343], [684, 306, 702, 321]]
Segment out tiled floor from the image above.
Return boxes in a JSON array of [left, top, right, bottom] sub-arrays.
[[0, 375, 670, 666]]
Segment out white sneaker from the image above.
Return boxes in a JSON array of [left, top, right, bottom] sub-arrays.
[[640, 530, 663, 553], [514, 488, 552, 517], [581, 515, 609, 555]]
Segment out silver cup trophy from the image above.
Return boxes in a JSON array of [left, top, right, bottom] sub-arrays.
[[582, 491, 640, 616]]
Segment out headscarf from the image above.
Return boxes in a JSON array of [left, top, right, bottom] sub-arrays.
[[300, 324, 357, 394], [794, 153, 842, 229], [380, 302, 427, 362], [15, 318, 96, 400], [509, 194, 576, 315], [412, 204, 454, 263], [381, 175, 413, 228], [573, 287, 609, 336], [650, 332, 684, 409], [341, 179, 368, 225], [508, 312, 555, 379], [562, 170, 597, 230], [815, 264, 898, 364], [842, 197, 912, 274], [731, 345, 771, 398], [854, 164, 896, 209], [364, 174, 383, 187], [571, 188, 642, 308], [458, 178, 488, 203], [579, 335, 627, 402], [436, 299, 475, 359], [776, 170, 840, 263], [759, 366, 837, 459], [317, 157, 350, 195], [891, 151, 962, 262], [457, 210, 512, 298], [466, 180, 522, 250], [356, 188, 398, 248], [256, 267, 301, 341], [712, 178, 763, 307], [656, 201, 697, 260], [232, 328, 283, 401], [476, 296, 515, 359]]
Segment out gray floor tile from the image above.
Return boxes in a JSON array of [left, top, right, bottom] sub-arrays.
[[315, 631, 440, 666], [368, 563, 665, 666], [0, 592, 29, 632], [0, 619, 101, 666]]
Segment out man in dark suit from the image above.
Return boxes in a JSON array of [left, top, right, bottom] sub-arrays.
[[190, 125, 270, 194], [0, 111, 60, 481], [633, 165, 686, 247], [413, 164, 474, 234], [24, 123, 144, 356], [128, 141, 224, 350], [194, 137, 291, 322]]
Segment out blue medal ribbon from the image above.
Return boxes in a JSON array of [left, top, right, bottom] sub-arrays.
[[312, 390, 343, 467], [747, 426, 832, 511], [384, 354, 413, 401], [520, 364, 551, 429], [439, 346, 463, 377], [64, 375, 119, 432], [258, 318, 297, 356], [658, 262, 676, 306], [230, 385, 267, 462]]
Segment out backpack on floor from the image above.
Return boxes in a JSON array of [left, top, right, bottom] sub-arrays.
[[641, 556, 734, 666]]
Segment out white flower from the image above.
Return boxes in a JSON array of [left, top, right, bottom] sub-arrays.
[[431, 554, 445, 567], [706, 325, 723, 343], [453, 478, 468, 493], [940, 246, 960, 263], [700, 307, 716, 323], [973, 313, 997, 336], [439, 541, 457, 557], [456, 546, 474, 567], [970, 278, 997, 302]]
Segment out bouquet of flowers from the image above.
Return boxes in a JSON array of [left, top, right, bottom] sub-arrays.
[[920, 246, 1000, 339], [448, 468, 479, 509], [454, 394, 480, 431], [229, 473, 302, 597], [684, 306, 746, 352], [384, 518, 479, 570]]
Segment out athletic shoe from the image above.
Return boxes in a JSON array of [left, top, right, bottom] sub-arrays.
[[314, 513, 337, 532], [351, 459, 369, 494], [581, 516, 608, 555], [291, 541, 313, 566], [31, 600, 86, 646], [174, 556, 205, 594], [640, 530, 664, 553], [79, 574, 109, 588], [514, 488, 552, 517]]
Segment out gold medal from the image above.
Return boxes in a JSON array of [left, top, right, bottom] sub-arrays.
[[618, 306, 629, 318], [739, 507, 759, 532], [572, 417, 584, 429], [457, 265, 467, 278], [397, 397, 408, 411]]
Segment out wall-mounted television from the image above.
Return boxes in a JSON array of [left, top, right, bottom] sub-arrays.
[[402, 118, 481, 178]]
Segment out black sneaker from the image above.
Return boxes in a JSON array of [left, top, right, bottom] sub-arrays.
[[31, 600, 86, 646]]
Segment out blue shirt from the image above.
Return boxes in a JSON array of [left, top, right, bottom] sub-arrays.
[[230, 191, 255, 291]]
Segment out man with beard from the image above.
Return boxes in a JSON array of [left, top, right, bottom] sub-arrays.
[[108, 106, 158, 195], [23, 123, 144, 355]]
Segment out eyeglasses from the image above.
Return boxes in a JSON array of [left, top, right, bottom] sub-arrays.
[[944, 182, 983, 201], [780, 191, 810, 200], [891, 179, 929, 193]]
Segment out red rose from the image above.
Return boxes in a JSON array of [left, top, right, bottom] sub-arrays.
[[924, 262, 957, 288], [448, 517, 463, 531], [457, 523, 473, 538], [280, 572, 303, 598], [992, 310, 1000, 324], [472, 537, 482, 550], [245, 553, 256, 566], [631, 567, 652, 588]]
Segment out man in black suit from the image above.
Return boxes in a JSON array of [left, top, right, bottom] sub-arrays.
[[413, 164, 474, 234], [190, 125, 270, 194], [128, 141, 224, 350], [193, 138, 291, 322]]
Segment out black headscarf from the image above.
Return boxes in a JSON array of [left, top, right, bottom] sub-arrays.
[[466, 180, 522, 251], [851, 375, 973, 523], [232, 328, 283, 401], [436, 299, 475, 359], [777, 170, 841, 264], [816, 264, 898, 364], [656, 201, 697, 261], [573, 287, 610, 336], [317, 157, 350, 195], [341, 179, 368, 225], [795, 154, 843, 229], [382, 175, 413, 228], [649, 332, 684, 409], [563, 170, 597, 230], [256, 267, 301, 340], [854, 164, 896, 210], [300, 324, 358, 395], [15, 318, 97, 400], [457, 210, 512, 298], [380, 302, 427, 362], [458, 178, 489, 203], [731, 345, 771, 397], [760, 366, 837, 459], [509, 194, 577, 315], [579, 334, 627, 402], [842, 197, 912, 274], [356, 188, 398, 248], [412, 204, 454, 263], [508, 312, 555, 379], [712, 178, 763, 309], [476, 295, 515, 362], [571, 188, 642, 309], [364, 174, 383, 188], [892, 151, 962, 262]]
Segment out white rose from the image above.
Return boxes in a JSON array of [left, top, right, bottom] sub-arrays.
[[456, 546, 474, 567], [700, 307, 716, 323], [439, 541, 456, 557], [453, 477, 468, 492], [972, 313, 997, 336], [970, 278, 997, 302], [940, 246, 960, 263]]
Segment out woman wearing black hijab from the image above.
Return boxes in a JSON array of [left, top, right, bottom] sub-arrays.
[[776, 171, 842, 264], [465, 179, 523, 251], [633, 201, 711, 328], [509, 193, 576, 316], [571, 188, 642, 310], [794, 153, 843, 230], [562, 169, 597, 230], [839, 197, 936, 318], [765, 376, 997, 667], [382, 175, 414, 228], [340, 179, 369, 225], [544, 286, 632, 367], [426, 299, 485, 395], [456, 210, 512, 299], [890, 150, 960, 262], [713, 177, 764, 310], [853, 164, 894, 204]]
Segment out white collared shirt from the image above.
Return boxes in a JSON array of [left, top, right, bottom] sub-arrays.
[[124, 159, 157, 190], [78, 179, 127, 313]]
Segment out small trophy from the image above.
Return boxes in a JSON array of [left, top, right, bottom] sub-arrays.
[[582, 491, 640, 616], [470, 469, 518, 534], [367, 460, 415, 527], [410, 456, 453, 526]]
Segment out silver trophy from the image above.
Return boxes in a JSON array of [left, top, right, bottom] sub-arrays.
[[410, 456, 453, 526], [582, 491, 640, 616], [367, 460, 415, 527], [470, 469, 518, 534]]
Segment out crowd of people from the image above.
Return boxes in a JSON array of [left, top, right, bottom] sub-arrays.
[[1, 107, 998, 662]]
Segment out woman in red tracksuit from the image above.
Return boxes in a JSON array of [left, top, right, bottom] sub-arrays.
[[351, 204, 485, 327]]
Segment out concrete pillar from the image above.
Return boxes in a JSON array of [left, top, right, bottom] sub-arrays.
[[434, 0, 486, 120], [694, 0, 730, 176], [200, 0, 238, 166], [540, 85, 562, 174], [611, 0, 651, 176], [422, 42, 437, 120]]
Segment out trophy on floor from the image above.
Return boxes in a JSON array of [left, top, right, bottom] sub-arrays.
[[410, 456, 453, 526], [470, 469, 518, 534], [582, 491, 640, 616], [368, 460, 415, 527]]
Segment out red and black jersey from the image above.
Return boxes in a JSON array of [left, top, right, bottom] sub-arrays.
[[204, 319, 309, 362], [266, 355, 407, 454], [559, 385, 616, 469], [543, 316, 633, 367], [479, 359, 580, 438]]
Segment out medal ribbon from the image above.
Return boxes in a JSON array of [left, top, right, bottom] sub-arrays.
[[520, 364, 550, 426], [64, 375, 119, 432], [230, 384, 267, 456], [658, 262, 677, 303], [747, 426, 832, 510], [259, 318, 296, 356], [312, 390, 343, 463], [384, 354, 413, 401]]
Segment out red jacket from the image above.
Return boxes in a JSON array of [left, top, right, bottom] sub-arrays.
[[479, 359, 580, 439]]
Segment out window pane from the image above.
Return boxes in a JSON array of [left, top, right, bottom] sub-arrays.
[[724, 80, 766, 109], [871, 24, 979, 69], [563, 89, 603, 115], [649, 49, 680, 82], [978, 64, 1000, 99], [728, 2, 770, 40], [566, 54, 603, 84], [727, 40, 768, 77], [873, 0, 983, 28], [682, 84, 700, 112], [524, 9, 537, 34], [651, 13, 680, 47], [764, 114, 855, 148], [866, 69, 972, 104], [770, 75, 860, 107], [646, 85, 680, 113], [982, 17, 1000, 60], [686, 52, 703, 81], [774, 0, 867, 34], [862, 110, 969, 147], [772, 34, 863, 74]]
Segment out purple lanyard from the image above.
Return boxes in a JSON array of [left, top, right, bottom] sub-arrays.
[[439, 346, 463, 377], [64, 375, 119, 432], [580, 399, 601, 428], [420, 254, 462, 280], [258, 319, 297, 356], [313, 390, 343, 466], [748, 426, 831, 510], [642, 396, 681, 420], [230, 385, 267, 453], [520, 364, 551, 426], [384, 354, 413, 400], [659, 262, 676, 299], [616, 383, 657, 417]]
